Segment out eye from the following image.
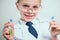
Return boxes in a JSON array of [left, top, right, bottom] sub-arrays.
[[23, 5, 29, 7], [33, 6, 38, 9]]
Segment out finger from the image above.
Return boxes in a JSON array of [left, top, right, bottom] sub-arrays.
[[50, 24, 58, 28], [4, 24, 12, 28], [3, 31, 10, 38], [3, 31, 10, 35], [50, 25, 58, 31], [3, 28, 10, 32], [56, 28, 60, 30], [4, 22, 10, 25], [50, 21, 57, 25], [56, 26, 60, 30], [3, 31, 13, 40], [4, 34, 10, 40]]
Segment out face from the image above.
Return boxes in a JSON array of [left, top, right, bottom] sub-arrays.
[[16, 0, 41, 22]]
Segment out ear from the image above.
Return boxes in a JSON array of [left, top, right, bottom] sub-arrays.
[[16, 3, 19, 10]]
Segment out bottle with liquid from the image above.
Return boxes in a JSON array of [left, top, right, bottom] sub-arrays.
[[8, 18, 13, 35]]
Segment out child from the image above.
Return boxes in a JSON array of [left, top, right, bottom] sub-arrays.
[[3, 0, 60, 40]]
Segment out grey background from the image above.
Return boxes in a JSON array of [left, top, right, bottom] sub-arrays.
[[0, 0, 60, 40]]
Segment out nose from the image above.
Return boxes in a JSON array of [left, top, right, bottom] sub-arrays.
[[29, 9, 33, 13], [28, 9, 33, 14]]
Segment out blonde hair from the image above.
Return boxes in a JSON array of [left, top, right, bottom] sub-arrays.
[[16, 0, 41, 4], [16, 0, 20, 3]]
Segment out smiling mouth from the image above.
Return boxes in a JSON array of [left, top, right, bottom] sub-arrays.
[[24, 14, 33, 18]]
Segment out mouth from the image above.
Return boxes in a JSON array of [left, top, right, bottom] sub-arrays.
[[24, 14, 34, 18]]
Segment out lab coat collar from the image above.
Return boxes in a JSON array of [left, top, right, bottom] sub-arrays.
[[18, 17, 40, 25]]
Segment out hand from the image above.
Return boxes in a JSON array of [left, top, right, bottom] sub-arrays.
[[3, 22, 14, 40], [50, 20, 60, 40]]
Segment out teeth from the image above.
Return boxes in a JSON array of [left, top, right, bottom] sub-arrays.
[[25, 14, 32, 17]]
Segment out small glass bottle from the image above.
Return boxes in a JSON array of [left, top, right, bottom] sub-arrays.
[[8, 18, 13, 35]]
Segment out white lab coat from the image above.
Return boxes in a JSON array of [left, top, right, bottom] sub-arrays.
[[14, 17, 60, 40]]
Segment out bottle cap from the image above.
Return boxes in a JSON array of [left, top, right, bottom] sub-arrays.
[[10, 18, 12, 22], [51, 16, 55, 20]]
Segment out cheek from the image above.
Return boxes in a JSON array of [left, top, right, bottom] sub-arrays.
[[33, 10, 38, 16], [19, 8, 26, 13], [34, 13, 37, 18], [19, 7, 27, 16]]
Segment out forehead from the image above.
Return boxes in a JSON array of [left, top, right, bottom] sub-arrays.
[[19, 0, 41, 5]]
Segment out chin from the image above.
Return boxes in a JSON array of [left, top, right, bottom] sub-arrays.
[[25, 18, 33, 22], [25, 19, 32, 22]]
